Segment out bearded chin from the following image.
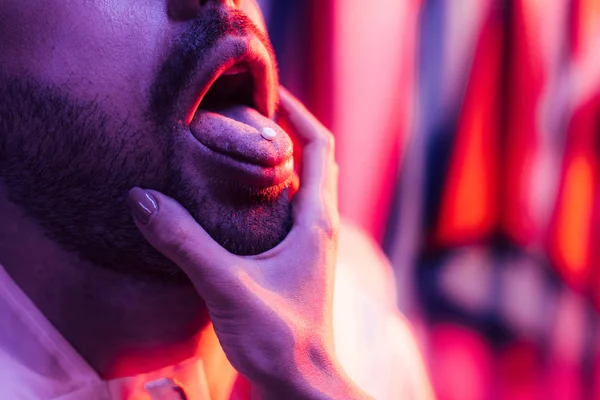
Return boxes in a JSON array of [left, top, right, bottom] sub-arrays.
[[0, 75, 292, 283]]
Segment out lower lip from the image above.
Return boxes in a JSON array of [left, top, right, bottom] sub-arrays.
[[188, 129, 294, 188]]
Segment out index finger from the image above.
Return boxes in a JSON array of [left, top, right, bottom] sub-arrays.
[[277, 87, 329, 146], [277, 88, 337, 199], [276, 88, 339, 245]]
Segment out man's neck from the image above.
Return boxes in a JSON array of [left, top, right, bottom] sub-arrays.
[[0, 190, 212, 379]]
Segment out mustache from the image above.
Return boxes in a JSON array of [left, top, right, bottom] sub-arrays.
[[149, 6, 274, 124]]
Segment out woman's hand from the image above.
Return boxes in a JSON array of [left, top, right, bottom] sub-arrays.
[[127, 88, 370, 399]]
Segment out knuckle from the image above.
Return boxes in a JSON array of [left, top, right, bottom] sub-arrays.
[[313, 211, 339, 241], [317, 131, 335, 154], [327, 134, 336, 153]]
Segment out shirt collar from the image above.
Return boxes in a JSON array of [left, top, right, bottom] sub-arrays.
[[0, 263, 213, 399]]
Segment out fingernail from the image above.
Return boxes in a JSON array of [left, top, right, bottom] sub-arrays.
[[127, 187, 158, 225]]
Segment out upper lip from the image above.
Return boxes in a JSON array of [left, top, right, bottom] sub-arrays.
[[182, 35, 277, 125]]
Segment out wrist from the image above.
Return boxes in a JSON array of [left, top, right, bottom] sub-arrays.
[[251, 344, 372, 400]]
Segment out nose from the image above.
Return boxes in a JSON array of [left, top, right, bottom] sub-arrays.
[[168, 0, 237, 20]]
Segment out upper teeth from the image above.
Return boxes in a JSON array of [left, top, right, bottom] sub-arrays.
[[222, 64, 248, 76]]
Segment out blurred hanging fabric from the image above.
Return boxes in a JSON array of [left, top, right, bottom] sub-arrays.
[[259, 0, 600, 399], [383, 0, 600, 399]]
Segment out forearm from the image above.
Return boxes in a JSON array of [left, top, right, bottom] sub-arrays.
[[252, 356, 374, 400]]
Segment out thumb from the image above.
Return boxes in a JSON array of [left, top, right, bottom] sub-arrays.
[[126, 187, 237, 290]]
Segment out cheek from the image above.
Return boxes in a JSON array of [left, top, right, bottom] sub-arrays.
[[0, 1, 170, 122]]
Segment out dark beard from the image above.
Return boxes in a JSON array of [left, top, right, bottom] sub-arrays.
[[0, 24, 292, 284], [0, 73, 292, 283]]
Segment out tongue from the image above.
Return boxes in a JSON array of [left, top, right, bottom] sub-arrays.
[[190, 105, 292, 167]]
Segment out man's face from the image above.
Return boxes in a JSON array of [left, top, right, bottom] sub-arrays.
[[0, 0, 294, 280]]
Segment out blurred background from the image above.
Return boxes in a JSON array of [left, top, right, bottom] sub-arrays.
[[257, 1, 600, 399]]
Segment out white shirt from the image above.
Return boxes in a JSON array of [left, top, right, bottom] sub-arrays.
[[0, 223, 434, 400]]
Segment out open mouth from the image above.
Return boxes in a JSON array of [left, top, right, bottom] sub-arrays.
[[197, 63, 256, 112], [181, 36, 293, 188], [185, 42, 274, 126]]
